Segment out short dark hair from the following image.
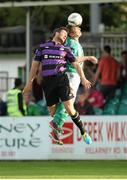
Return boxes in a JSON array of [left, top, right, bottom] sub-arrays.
[[14, 78, 22, 87], [52, 26, 68, 37], [104, 45, 111, 54], [121, 50, 127, 56]]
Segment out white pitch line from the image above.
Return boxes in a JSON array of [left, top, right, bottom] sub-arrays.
[[0, 178, 127, 180]]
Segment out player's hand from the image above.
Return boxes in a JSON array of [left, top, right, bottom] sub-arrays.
[[23, 83, 32, 95], [23, 93, 30, 105], [82, 79, 91, 90], [22, 83, 32, 105], [88, 56, 98, 64]]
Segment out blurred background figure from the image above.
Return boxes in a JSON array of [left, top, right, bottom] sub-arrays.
[[76, 85, 105, 115], [0, 96, 7, 116], [94, 45, 120, 101], [6, 78, 26, 117], [119, 50, 127, 85], [75, 88, 95, 115], [27, 77, 49, 116]]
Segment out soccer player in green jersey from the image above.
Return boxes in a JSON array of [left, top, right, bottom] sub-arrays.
[[49, 25, 98, 145]]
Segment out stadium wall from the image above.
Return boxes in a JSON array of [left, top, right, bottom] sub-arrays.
[[0, 116, 127, 160]]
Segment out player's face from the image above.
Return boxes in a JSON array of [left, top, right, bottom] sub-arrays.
[[71, 26, 82, 38], [57, 30, 68, 44]]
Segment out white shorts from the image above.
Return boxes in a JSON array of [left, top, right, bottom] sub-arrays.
[[66, 72, 81, 102]]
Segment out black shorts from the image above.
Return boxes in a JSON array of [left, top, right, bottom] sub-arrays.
[[42, 73, 74, 106]]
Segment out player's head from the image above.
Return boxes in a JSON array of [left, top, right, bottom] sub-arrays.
[[67, 13, 82, 39], [67, 25, 82, 39], [52, 27, 68, 44]]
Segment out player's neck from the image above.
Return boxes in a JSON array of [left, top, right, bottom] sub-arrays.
[[52, 37, 62, 45], [74, 37, 79, 41]]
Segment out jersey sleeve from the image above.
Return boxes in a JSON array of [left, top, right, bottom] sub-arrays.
[[34, 48, 42, 62], [65, 47, 76, 63]]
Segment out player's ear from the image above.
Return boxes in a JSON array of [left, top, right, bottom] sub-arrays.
[[55, 31, 59, 36]]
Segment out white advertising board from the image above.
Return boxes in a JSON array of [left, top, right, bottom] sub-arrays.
[[0, 117, 51, 160], [0, 116, 127, 160]]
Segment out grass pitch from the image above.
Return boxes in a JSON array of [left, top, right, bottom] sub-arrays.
[[0, 160, 127, 179]]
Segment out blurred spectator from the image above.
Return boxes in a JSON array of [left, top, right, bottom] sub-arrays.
[[32, 75, 43, 102], [76, 86, 105, 115], [75, 87, 95, 115], [88, 88, 105, 108], [27, 77, 49, 116], [120, 50, 127, 83], [0, 97, 7, 116], [94, 45, 120, 100], [32, 69, 49, 115], [27, 95, 43, 116], [7, 78, 26, 116], [75, 98, 95, 115], [75, 62, 101, 115], [83, 61, 97, 84]]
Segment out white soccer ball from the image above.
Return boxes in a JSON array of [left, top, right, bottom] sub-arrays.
[[68, 13, 83, 26]]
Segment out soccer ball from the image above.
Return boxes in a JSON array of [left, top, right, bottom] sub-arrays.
[[68, 13, 83, 26]]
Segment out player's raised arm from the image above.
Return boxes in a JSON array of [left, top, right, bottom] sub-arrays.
[[71, 61, 91, 89], [76, 56, 98, 64]]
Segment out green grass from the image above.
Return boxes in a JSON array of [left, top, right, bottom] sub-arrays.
[[0, 160, 127, 179]]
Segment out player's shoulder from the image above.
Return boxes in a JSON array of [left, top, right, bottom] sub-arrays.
[[34, 40, 48, 54], [65, 37, 76, 46], [66, 37, 77, 44], [64, 44, 73, 53], [39, 40, 53, 48]]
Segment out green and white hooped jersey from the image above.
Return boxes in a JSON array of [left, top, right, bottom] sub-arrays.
[[65, 37, 84, 73]]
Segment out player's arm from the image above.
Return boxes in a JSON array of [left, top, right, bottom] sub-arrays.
[[71, 61, 91, 89], [23, 47, 42, 104], [36, 63, 43, 85], [65, 47, 91, 89], [28, 60, 40, 85], [76, 56, 98, 64], [24, 60, 40, 90], [23, 61, 40, 104]]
